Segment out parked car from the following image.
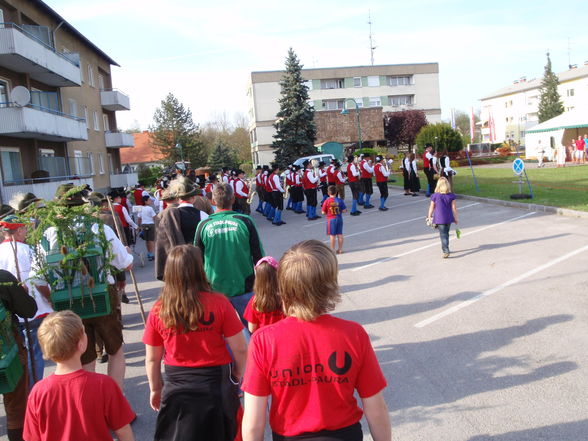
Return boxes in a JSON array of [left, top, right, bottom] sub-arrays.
[[293, 154, 335, 168]]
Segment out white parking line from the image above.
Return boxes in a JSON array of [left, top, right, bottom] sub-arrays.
[[351, 210, 533, 272], [414, 243, 588, 328]]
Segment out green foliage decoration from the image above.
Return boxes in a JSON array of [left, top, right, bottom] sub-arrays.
[[415, 123, 464, 154]]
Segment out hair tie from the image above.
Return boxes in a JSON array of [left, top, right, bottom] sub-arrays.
[[255, 256, 279, 270]]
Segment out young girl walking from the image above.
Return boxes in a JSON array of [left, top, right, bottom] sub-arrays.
[[243, 256, 285, 333]]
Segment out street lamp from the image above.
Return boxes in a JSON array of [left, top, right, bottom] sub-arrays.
[[175, 142, 185, 171], [340, 99, 362, 150]]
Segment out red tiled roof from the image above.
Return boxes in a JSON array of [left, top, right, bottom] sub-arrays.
[[120, 132, 166, 165]]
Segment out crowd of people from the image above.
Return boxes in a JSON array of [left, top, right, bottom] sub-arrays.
[[0, 147, 466, 440]]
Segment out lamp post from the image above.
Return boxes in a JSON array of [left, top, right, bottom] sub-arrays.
[[175, 142, 185, 171], [341, 99, 362, 150]]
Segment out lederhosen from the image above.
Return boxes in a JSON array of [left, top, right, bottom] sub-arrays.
[[155, 364, 240, 441]]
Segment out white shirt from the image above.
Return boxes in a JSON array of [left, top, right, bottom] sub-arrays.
[[0, 241, 53, 321], [114, 202, 138, 229], [272, 174, 285, 192], [361, 161, 374, 174], [349, 163, 360, 177], [139, 205, 157, 225], [305, 169, 319, 184], [336, 170, 346, 183], [235, 179, 248, 198], [377, 163, 391, 177]]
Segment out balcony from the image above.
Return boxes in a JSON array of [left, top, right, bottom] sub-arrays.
[[110, 172, 138, 189], [0, 155, 93, 204], [0, 23, 81, 87], [0, 102, 87, 142], [105, 131, 134, 148], [100, 89, 130, 111]]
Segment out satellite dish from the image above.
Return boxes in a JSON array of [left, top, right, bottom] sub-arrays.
[[11, 86, 31, 107]]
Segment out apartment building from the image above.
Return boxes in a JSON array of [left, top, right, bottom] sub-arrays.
[[479, 62, 588, 145], [248, 63, 441, 165], [0, 0, 135, 204]]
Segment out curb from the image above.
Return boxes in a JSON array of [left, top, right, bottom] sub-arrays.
[[455, 194, 588, 219]]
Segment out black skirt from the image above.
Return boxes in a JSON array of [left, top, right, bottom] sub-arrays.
[[154, 364, 240, 441], [273, 422, 362, 441]]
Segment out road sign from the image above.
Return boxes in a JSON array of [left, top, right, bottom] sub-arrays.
[[512, 158, 525, 175]]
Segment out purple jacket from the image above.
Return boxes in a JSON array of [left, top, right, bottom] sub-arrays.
[[431, 193, 456, 225]]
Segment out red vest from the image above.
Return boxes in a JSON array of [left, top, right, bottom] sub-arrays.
[[113, 204, 128, 228], [319, 168, 327, 183], [133, 189, 144, 205], [236, 179, 249, 198], [302, 169, 318, 190], [335, 170, 345, 185], [255, 173, 263, 186], [268, 173, 278, 192], [423, 153, 430, 169], [265, 173, 273, 192], [359, 160, 372, 179], [347, 163, 358, 182], [327, 165, 336, 183], [374, 163, 387, 183]]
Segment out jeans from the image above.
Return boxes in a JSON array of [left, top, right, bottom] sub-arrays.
[[438, 224, 451, 253], [18, 316, 45, 387]]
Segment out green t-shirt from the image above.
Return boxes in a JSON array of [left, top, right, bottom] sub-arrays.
[[195, 210, 264, 297]]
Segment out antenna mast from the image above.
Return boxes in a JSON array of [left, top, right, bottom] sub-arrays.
[[368, 10, 376, 66], [567, 37, 572, 69]]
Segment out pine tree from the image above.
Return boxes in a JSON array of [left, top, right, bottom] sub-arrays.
[[149, 93, 207, 168], [538, 53, 564, 123], [272, 48, 317, 168], [207, 141, 239, 172]]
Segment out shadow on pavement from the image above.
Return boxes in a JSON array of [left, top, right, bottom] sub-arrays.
[[452, 233, 570, 258], [376, 314, 576, 413], [341, 274, 411, 293], [467, 419, 588, 441]]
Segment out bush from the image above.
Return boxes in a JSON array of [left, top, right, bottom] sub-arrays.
[[415, 123, 463, 154], [355, 148, 379, 158]]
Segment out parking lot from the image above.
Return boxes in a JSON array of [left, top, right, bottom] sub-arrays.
[[2, 187, 587, 440]]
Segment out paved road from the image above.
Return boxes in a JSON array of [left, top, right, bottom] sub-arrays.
[[2, 187, 587, 440]]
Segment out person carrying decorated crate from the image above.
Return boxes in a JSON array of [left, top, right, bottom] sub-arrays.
[[29, 184, 133, 392]]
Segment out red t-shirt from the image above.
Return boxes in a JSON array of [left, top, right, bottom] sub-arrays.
[[242, 315, 387, 436], [243, 295, 285, 329], [575, 139, 584, 150], [143, 291, 243, 367], [23, 370, 134, 441]]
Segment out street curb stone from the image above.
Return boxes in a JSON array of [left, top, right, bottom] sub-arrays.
[[455, 194, 588, 219]]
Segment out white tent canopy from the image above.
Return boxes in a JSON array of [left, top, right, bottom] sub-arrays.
[[525, 108, 588, 159]]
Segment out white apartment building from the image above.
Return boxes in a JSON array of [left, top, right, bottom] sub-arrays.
[[248, 63, 441, 165], [480, 62, 588, 145]]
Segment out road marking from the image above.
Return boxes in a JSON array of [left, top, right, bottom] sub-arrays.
[[415, 243, 588, 328], [351, 210, 533, 272], [303, 197, 429, 228]]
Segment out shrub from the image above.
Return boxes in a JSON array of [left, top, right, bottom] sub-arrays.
[[415, 123, 463, 154]]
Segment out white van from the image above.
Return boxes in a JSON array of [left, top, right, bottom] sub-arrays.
[[293, 154, 335, 168]]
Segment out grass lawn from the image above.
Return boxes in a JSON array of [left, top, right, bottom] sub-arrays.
[[391, 165, 588, 212]]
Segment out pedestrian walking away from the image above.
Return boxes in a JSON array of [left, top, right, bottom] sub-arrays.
[[427, 177, 459, 258]]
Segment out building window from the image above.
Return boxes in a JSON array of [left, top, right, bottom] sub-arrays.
[[98, 74, 105, 90], [103, 114, 110, 132], [93, 111, 100, 131], [320, 79, 344, 89], [98, 153, 105, 174], [367, 76, 379, 87], [354, 98, 363, 108], [88, 152, 94, 175], [0, 147, 23, 183], [83, 106, 88, 125], [369, 97, 381, 107], [87, 64, 95, 87], [389, 95, 413, 107], [567, 89, 574, 97], [0, 79, 9, 107], [68, 98, 77, 117], [323, 99, 344, 110], [353, 77, 362, 87], [388, 75, 412, 86]]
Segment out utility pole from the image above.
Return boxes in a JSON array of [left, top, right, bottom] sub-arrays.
[[368, 10, 376, 66]]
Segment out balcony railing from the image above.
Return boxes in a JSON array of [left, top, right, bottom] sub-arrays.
[[0, 23, 81, 86], [105, 131, 134, 148], [0, 177, 94, 205], [0, 100, 87, 141], [100, 89, 131, 111]]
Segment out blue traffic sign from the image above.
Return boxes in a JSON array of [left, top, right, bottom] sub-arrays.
[[512, 158, 525, 175]]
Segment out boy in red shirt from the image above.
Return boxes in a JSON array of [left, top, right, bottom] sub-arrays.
[[24, 311, 135, 441], [321, 185, 347, 254]]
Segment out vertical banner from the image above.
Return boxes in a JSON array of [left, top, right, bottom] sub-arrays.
[[470, 107, 475, 142], [488, 111, 496, 143]]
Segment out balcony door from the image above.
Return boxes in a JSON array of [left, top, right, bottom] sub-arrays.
[[0, 147, 24, 184], [0, 79, 8, 108]]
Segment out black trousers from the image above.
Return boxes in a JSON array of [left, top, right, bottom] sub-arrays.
[[348, 181, 360, 200], [424, 168, 436, 193], [360, 177, 373, 194], [377, 181, 389, 199], [272, 422, 362, 441], [320, 182, 328, 198], [291, 186, 304, 203], [272, 191, 284, 210], [304, 188, 318, 207]]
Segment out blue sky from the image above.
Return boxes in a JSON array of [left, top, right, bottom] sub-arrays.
[[49, 0, 588, 130]]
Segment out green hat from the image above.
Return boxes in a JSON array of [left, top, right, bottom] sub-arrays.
[[15, 192, 41, 212], [54, 183, 87, 206], [168, 177, 197, 200], [0, 204, 14, 219]]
